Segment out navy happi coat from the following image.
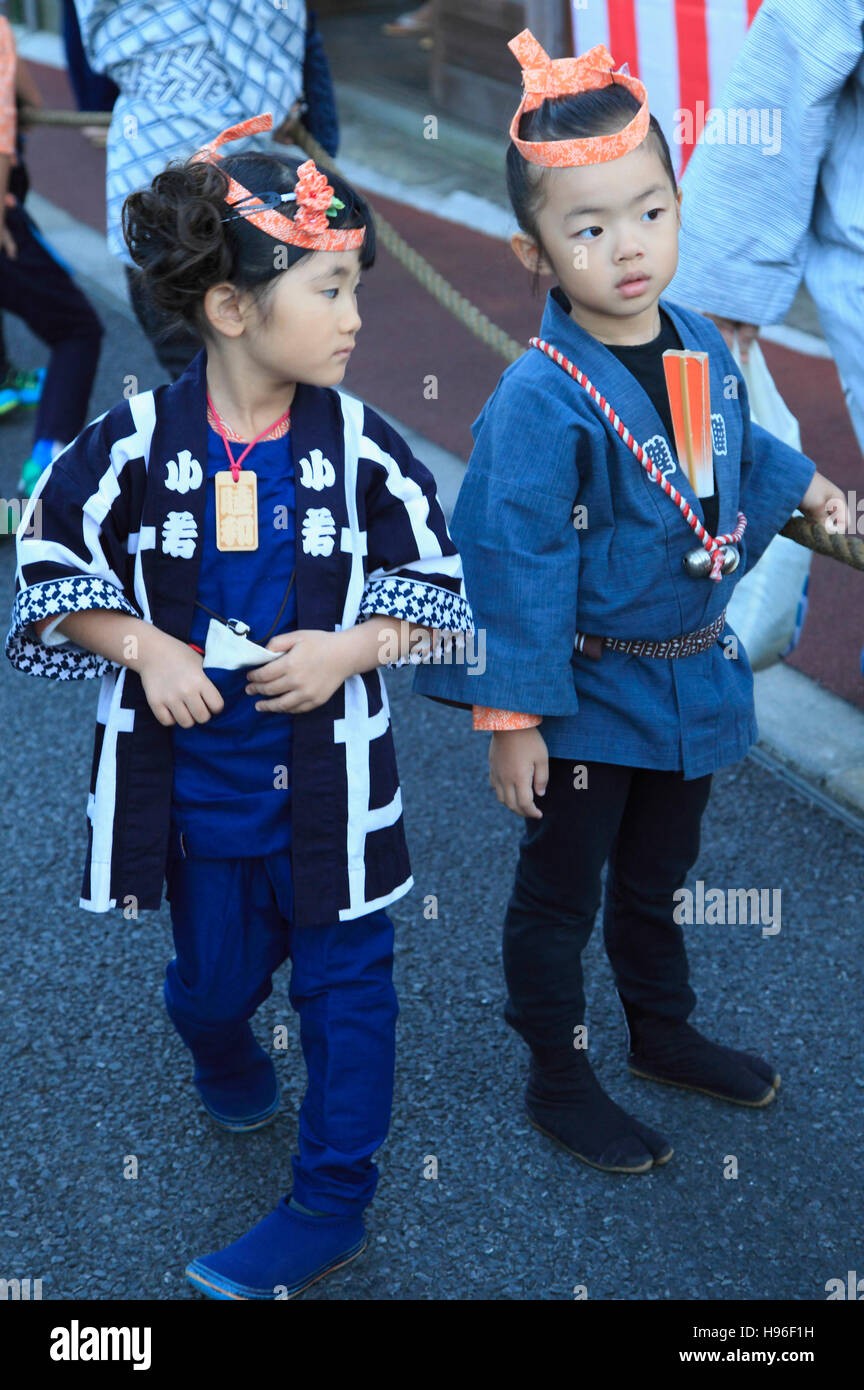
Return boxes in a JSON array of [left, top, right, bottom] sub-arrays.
[[6, 350, 472, 925]]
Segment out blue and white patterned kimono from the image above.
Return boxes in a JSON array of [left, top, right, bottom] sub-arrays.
[[74, 0, 307, 261], [413, 288, 816, 780]]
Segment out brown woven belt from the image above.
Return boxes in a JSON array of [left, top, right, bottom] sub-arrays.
[[574, 610, 727, 661]]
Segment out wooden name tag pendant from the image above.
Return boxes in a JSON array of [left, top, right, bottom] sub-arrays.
[[215, 469, 258, 551]]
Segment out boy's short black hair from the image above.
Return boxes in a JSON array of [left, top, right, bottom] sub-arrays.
[[506, 85, 678, 288]]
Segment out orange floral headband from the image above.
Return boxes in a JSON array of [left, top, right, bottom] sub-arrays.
[[508, 30, 650, 168], [190, 111, 366, 251]]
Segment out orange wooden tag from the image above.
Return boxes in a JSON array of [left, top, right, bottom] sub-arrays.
[[215, 469, 258, 551], [662, 349, 714, 497]]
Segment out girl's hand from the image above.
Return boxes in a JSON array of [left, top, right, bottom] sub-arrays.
[[245, 630, 351, 714], [800, 471, 847, 534], [139, 639, 225, 728], [489, 726, 549, 819]]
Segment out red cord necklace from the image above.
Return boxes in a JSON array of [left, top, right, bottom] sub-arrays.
[[206, 390, 292, 481], [206, 391, 291, 552]]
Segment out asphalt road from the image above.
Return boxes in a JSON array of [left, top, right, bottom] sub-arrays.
[[1, 295, 861, 1302]]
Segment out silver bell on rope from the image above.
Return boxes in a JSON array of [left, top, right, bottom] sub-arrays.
[[682, 543, 740, 578]]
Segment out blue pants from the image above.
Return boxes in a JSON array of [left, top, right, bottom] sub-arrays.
[[163, 830, 399, 1216]]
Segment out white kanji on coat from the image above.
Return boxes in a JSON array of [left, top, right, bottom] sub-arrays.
[[642, 435, 677, 477], [302, 507, 337, 556], [161, 510, 198, 558], [711, 413, 728, 456], [164, 449, 203, 493], [298, 447, 335, 491]]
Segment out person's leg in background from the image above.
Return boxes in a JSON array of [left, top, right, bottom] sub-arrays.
[[605, 766, 779, 1105], [0, 319, 45, 413], [62, 0, 119, 110], [0, 202, 103, 495], [124, 265, 202, 382], [0, 135, 45, 419], [502, 757, 673, 1173], [0, 315, 17, 415]]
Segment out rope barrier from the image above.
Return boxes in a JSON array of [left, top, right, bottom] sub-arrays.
[[21, 108, 110, 127], [26, 109, 864, 572]]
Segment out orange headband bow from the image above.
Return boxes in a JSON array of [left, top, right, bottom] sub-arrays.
[[190, 112, 366, 251], [508, 30, 650, 167]]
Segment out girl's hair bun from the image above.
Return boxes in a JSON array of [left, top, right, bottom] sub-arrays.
[[122, 160, 234, 324], [121, 149, 376, 336]]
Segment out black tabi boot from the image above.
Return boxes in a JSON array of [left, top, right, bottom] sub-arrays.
[[524, 1043, 674, 1175], [621, 998, 780, 1107]]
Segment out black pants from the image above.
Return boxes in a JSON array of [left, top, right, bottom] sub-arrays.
[[502, 758, 713, 1053], [0, 204, 103, 443], [124, 266, 202, 382]]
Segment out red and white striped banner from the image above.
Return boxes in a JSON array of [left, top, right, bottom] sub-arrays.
[[570, 0, 764, 176]]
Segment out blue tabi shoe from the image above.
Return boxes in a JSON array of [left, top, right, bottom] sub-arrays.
[[195, 1052, 280, 1133], [185, 1197, 368, 1300]]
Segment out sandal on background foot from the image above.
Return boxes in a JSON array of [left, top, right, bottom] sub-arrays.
[[382, 4, 433, 37], [81, 124, 109, 148]]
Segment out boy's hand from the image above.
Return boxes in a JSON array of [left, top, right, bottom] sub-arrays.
[[245, 629, 351, 714], [489, 726, 549, 819], [800, 471, 847, 534], [139, 637, 225, 728]]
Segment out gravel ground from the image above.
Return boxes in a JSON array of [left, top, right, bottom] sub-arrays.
[[1, 297, 861, 1303]]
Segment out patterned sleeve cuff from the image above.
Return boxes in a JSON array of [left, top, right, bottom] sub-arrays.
[[472, 706, 542, 731], [358, 576, 473, 630], [357, 577, 474, 672], [5, 575, 141, 681]]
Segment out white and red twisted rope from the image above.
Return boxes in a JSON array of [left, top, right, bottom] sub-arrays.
[[530, 337, 747, 582]]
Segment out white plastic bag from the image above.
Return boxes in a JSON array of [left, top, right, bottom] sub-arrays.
[[725, 336, 811, 671]]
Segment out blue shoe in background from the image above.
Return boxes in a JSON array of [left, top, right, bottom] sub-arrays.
[[17, 366, 46, 406], [186, 1197, 367, 1300], [0, 372, 18, 417], [0, 365, 44, 418]]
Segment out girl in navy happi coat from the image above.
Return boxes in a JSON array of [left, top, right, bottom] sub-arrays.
[[5, 114, 472, 1297], [414, 33, 846, 1175]]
